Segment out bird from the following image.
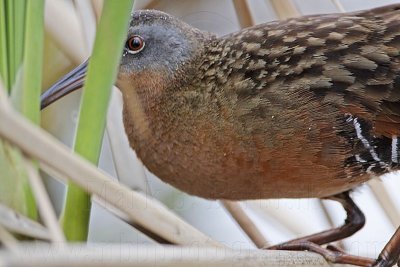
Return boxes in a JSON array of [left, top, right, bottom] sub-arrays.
[[40, 4, 400, 267]]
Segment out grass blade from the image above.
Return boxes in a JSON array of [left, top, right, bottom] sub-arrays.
[[14, 0, 26, 82], [6, 0, 14, 88], [20, 0, 44, 124], [0, 142, 38, 220], [0, 0, 40, 221], [61, 0, 134, 241], [0, 0, 10, 90]]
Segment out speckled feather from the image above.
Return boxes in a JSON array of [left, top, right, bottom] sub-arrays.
[[118, 4, 400, 200]]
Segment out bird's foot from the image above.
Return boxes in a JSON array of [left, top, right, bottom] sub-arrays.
[[371, 258, 397, 267], [370, 227, 400, 267], [267, 241, 374, 266], [371, 252, 400, 267]]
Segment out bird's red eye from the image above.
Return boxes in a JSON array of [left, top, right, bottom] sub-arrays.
[[126, 35, 145, 54]]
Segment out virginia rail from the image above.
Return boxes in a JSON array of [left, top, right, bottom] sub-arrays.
[[41, 4, 400, 266]]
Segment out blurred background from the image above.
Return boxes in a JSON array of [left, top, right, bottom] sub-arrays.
[[41, 0, 400, 260]]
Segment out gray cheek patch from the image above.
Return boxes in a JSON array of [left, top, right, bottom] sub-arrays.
[[121, 23, 196, 75]]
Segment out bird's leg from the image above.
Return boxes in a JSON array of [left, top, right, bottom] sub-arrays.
[[373, 227, 400, 267], [269, 192, 364, 247], [267, 191, 375, 266]]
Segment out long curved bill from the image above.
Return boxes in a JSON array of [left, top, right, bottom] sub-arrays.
[[40, 59, 88, 110]]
